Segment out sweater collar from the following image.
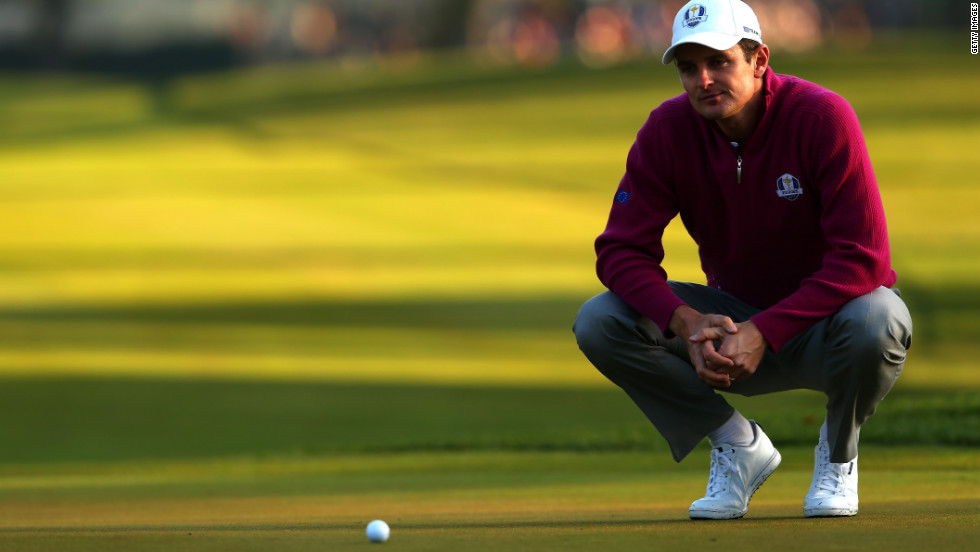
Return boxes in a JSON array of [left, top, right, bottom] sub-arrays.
[[762, 66, 778, 112], [750, 67, 780, 145], [712, 66, 779, 147]]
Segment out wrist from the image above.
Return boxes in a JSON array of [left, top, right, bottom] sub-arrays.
[[668, 305, 699, 339], [742, 320, 770, 349]]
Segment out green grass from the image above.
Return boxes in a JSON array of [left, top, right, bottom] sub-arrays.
[[0, 377, 976, 465], [0, 32, 977, 549], [0, 449, 976, 551]]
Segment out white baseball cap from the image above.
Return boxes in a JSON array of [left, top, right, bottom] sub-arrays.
[[662, 0, 763, 65]]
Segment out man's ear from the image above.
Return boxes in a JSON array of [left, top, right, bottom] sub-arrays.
[[753, 44, 770, 78]]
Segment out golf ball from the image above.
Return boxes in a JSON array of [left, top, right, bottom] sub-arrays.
[[366, 520, 390, 543]]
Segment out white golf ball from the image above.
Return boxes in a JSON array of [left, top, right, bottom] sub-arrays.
[[366, 520, 390, 543]]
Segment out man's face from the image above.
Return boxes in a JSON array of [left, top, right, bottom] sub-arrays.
[[674, 43, 765, 124]]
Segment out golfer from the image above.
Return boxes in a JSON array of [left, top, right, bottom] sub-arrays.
[[574, 0, 912, 519]]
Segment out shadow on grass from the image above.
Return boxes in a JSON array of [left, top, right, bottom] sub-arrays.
[[0, 377, 975, 465], [1, 283, 976, 339], [0, 58, 642, 149], [0, 296, 586, 330], [1, 37, 973, 150]]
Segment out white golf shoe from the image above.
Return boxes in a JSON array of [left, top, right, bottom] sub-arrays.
[[689, 420, 781, 520], [804, 440, 858, 517]]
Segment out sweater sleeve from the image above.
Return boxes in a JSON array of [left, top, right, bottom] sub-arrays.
[[595, 119, 686, 333], [750, 94, 896, 352]]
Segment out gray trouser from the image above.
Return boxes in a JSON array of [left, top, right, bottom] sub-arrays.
[[573, 282, 912, 463]]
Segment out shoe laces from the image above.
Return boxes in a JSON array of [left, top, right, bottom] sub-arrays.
[[814, 441, 851, 494], [705, 447, 738, 497]]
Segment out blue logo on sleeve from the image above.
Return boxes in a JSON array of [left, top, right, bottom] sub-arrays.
[[615, 190, 631, 205]]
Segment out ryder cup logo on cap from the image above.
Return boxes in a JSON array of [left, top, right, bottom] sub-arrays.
[[662, 0, 762, 65], [683, 5, 708, 28]]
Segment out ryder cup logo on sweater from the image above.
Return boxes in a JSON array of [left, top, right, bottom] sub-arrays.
[[776, 174, 803, 201], [615, 190, 631, 205], [683, 5, 708, 28]]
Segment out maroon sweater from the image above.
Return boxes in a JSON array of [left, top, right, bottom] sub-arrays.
[[595, 68, 896, 352]]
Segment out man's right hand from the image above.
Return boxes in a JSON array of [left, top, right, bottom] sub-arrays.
[[668, 305, 739, 388]]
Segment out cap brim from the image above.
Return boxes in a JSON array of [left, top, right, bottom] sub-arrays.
[[661, 33, 742, 65]]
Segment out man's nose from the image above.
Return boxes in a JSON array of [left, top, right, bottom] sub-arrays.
[[696, 67, 713, 88]]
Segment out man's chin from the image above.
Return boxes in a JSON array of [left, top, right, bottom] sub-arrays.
[[689, 99, 730, 121], [696, 107, 729, 121]]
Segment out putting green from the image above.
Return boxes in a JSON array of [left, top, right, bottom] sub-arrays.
[[0, 448, 975, 551]]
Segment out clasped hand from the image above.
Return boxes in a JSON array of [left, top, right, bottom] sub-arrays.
[[670, 306, 768, 388]]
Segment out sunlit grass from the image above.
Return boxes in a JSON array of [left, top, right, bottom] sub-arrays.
[[0, 35, 977, 386]]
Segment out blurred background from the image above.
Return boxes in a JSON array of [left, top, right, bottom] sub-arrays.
[[0, 0, 964, 73], [0, 0, 976, 465]]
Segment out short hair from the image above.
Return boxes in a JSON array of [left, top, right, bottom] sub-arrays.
[[738, 39, 762, 62]]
